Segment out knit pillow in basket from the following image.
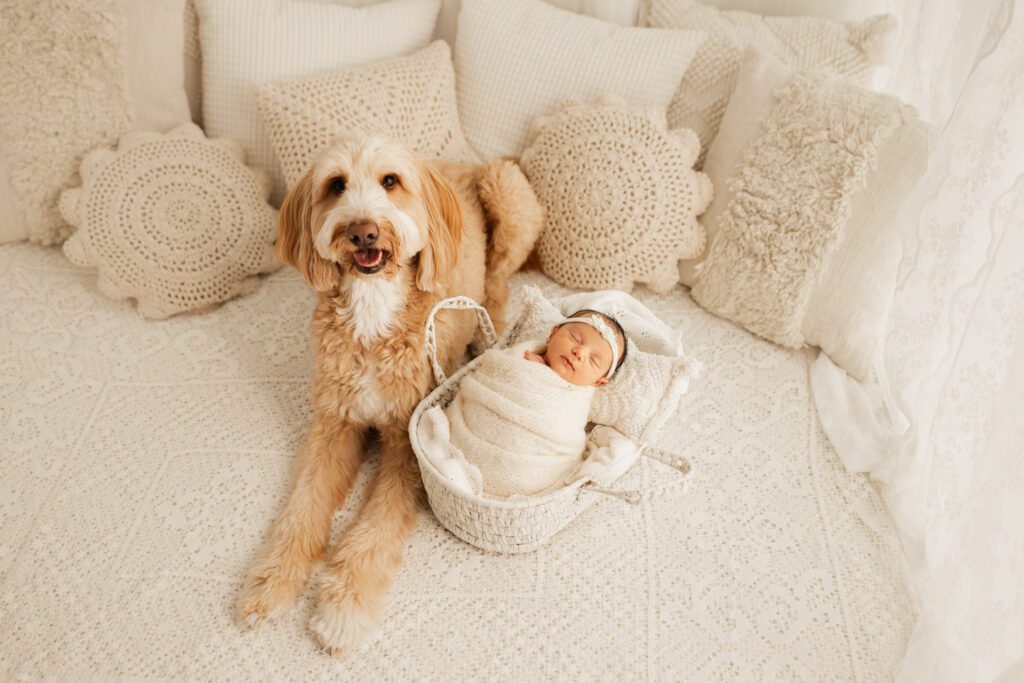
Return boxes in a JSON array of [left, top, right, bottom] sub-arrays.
[[520, 99, 712, 294], [257, 41, 477, 194], [506, 286, 701, 445], [60, 123, 280, 319]]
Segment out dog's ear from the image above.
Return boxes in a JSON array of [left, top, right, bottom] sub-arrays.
[[416, 161, 463, 293], [277, 169, 342, 293]]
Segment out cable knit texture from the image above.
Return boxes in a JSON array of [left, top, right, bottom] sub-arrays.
[[507, 286, 700, 445], [59, 123, 280, 320], [0, 0, 132, 245], [0, 254, 914, 678], [641, 0, 897, 167], [521, 99, 712, 294], [257, 41, 477, 193], [691, 71, 912, 349]]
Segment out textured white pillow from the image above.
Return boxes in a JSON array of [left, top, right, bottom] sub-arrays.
[[59, 124, 280, 319], [122, 0, 192, 133], [506, 286, 701, 445], [195, 0, 440, 203], [257, 41, 476, 193], [454, 0, 704, 161], [520, 99, 712, 293], [688, 49, 929, 382], [641, 0, 897, 166], [0, 0, 133, 245]]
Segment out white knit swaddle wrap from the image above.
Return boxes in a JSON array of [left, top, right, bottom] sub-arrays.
[[446, 341, 594, 498]]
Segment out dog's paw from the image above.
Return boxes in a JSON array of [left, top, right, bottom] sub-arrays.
[[237, 569, 306, 629], [309, 591, 379, 656]]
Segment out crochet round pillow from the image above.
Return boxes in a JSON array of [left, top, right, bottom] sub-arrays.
[[520, 99, 712, 294], [60, 123, 280, 319]]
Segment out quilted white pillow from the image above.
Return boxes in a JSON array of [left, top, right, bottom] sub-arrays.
[[505, 286, 701, 445], [641, 0, 897, 166], [194, 0, 440, 203], [455, 0, 704, 161]]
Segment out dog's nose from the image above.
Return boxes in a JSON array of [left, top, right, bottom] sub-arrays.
[[347, 220, 378, 247]]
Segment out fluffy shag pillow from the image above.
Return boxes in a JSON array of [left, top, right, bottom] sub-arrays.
[[520, 99, 713, 294], [60, 124, 281, 319], [505, 286, 701, 445], [689, 49, 930, 382], [0, 0, 132, 245], [641, 0, 898, 167], [257, 41, 477, 194]]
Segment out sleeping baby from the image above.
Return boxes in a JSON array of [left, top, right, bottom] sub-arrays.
[[420, 309, 627, 498]]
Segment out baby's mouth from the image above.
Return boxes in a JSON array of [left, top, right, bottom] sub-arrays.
[[561, 355, 574, 371], [353, 248, 387, 274]]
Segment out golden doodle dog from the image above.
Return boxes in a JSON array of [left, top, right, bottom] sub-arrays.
[[237, 131, 543, 654]]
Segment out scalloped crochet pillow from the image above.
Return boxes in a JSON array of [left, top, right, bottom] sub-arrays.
[[60, 123, 281, 319], [641, 0, 897, 167], [505, 286, 701, 445], [257, 41, 477, 194], [520, 100, 712, 294]]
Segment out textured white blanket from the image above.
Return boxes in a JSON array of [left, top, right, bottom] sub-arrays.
[[446, 341, 593, 497]]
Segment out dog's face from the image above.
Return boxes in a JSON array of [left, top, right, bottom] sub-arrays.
[[276, 132, 463, 293]]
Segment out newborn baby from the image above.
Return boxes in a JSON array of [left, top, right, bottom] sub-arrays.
[[420, 309, 627, 498]]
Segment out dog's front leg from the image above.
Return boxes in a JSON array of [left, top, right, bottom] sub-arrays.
[[238, 414, 364, 628], [309, 421, 424, 655]]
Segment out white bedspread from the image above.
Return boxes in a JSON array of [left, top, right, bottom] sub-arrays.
[[0, 243, 914, 680]]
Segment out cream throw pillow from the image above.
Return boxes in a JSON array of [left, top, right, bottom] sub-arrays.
[[520, 99, 712, 293], [455, 0, 705, 161], [641, 0, 897, 167], [195, 0, 440, 203], [60, 124, 280, 320], [688, 49, 930, 382], [257, 41, 477, 193], [1, 1, 132, 245]]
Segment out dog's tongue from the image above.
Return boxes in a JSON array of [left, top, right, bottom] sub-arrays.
[[354, 249, 382, 267]]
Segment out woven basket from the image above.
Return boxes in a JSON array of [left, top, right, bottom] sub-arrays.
[[409, 296, 691, 554]]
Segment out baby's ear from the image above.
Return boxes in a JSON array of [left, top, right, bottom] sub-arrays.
[[595, 378, 609, 386]]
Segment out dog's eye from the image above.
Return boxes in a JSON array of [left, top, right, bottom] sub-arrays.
[[382, 174, 398, 189], [330, 177, 346, 194]]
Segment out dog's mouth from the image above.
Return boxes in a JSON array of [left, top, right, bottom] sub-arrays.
[[352, 248, 389, 274]]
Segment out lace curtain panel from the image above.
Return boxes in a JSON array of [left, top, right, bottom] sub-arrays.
[[811, 0, 1024, 679]]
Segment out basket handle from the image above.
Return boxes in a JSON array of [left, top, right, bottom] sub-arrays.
[[425, 296, 498, 385], [580, 447, 692, 505]]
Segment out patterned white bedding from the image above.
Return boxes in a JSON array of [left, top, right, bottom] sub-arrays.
[[0, 243, 914, 680]]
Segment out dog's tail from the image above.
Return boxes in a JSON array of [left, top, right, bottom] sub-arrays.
[[476, 159, 545, 334]]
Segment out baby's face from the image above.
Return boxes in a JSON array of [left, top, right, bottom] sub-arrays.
[[544, 321, 615, 386]]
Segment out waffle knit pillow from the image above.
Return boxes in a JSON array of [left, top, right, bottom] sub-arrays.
[[455, 0, 704, 161], [59, 124, 281, 320], [506, 286, 701, 445], [257, 41, 477, 193], [640, 0, 897, 167], [521, 99, 712, 293], [689, 50, 929, 382], [195, 0, 440, 203]]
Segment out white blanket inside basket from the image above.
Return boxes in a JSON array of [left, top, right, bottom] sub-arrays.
[[420, 340, 597, 498]]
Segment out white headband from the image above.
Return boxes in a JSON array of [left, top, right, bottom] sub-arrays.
[[564, 314, 622, 380]]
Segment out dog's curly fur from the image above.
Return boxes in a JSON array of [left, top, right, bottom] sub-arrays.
[[236, 132, 543, 654]]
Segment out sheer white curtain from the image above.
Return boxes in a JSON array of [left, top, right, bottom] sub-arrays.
[[815, 0, 1024, 680]]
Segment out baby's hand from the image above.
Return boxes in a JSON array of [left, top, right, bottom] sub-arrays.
[[523, 350, 546, 365]]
